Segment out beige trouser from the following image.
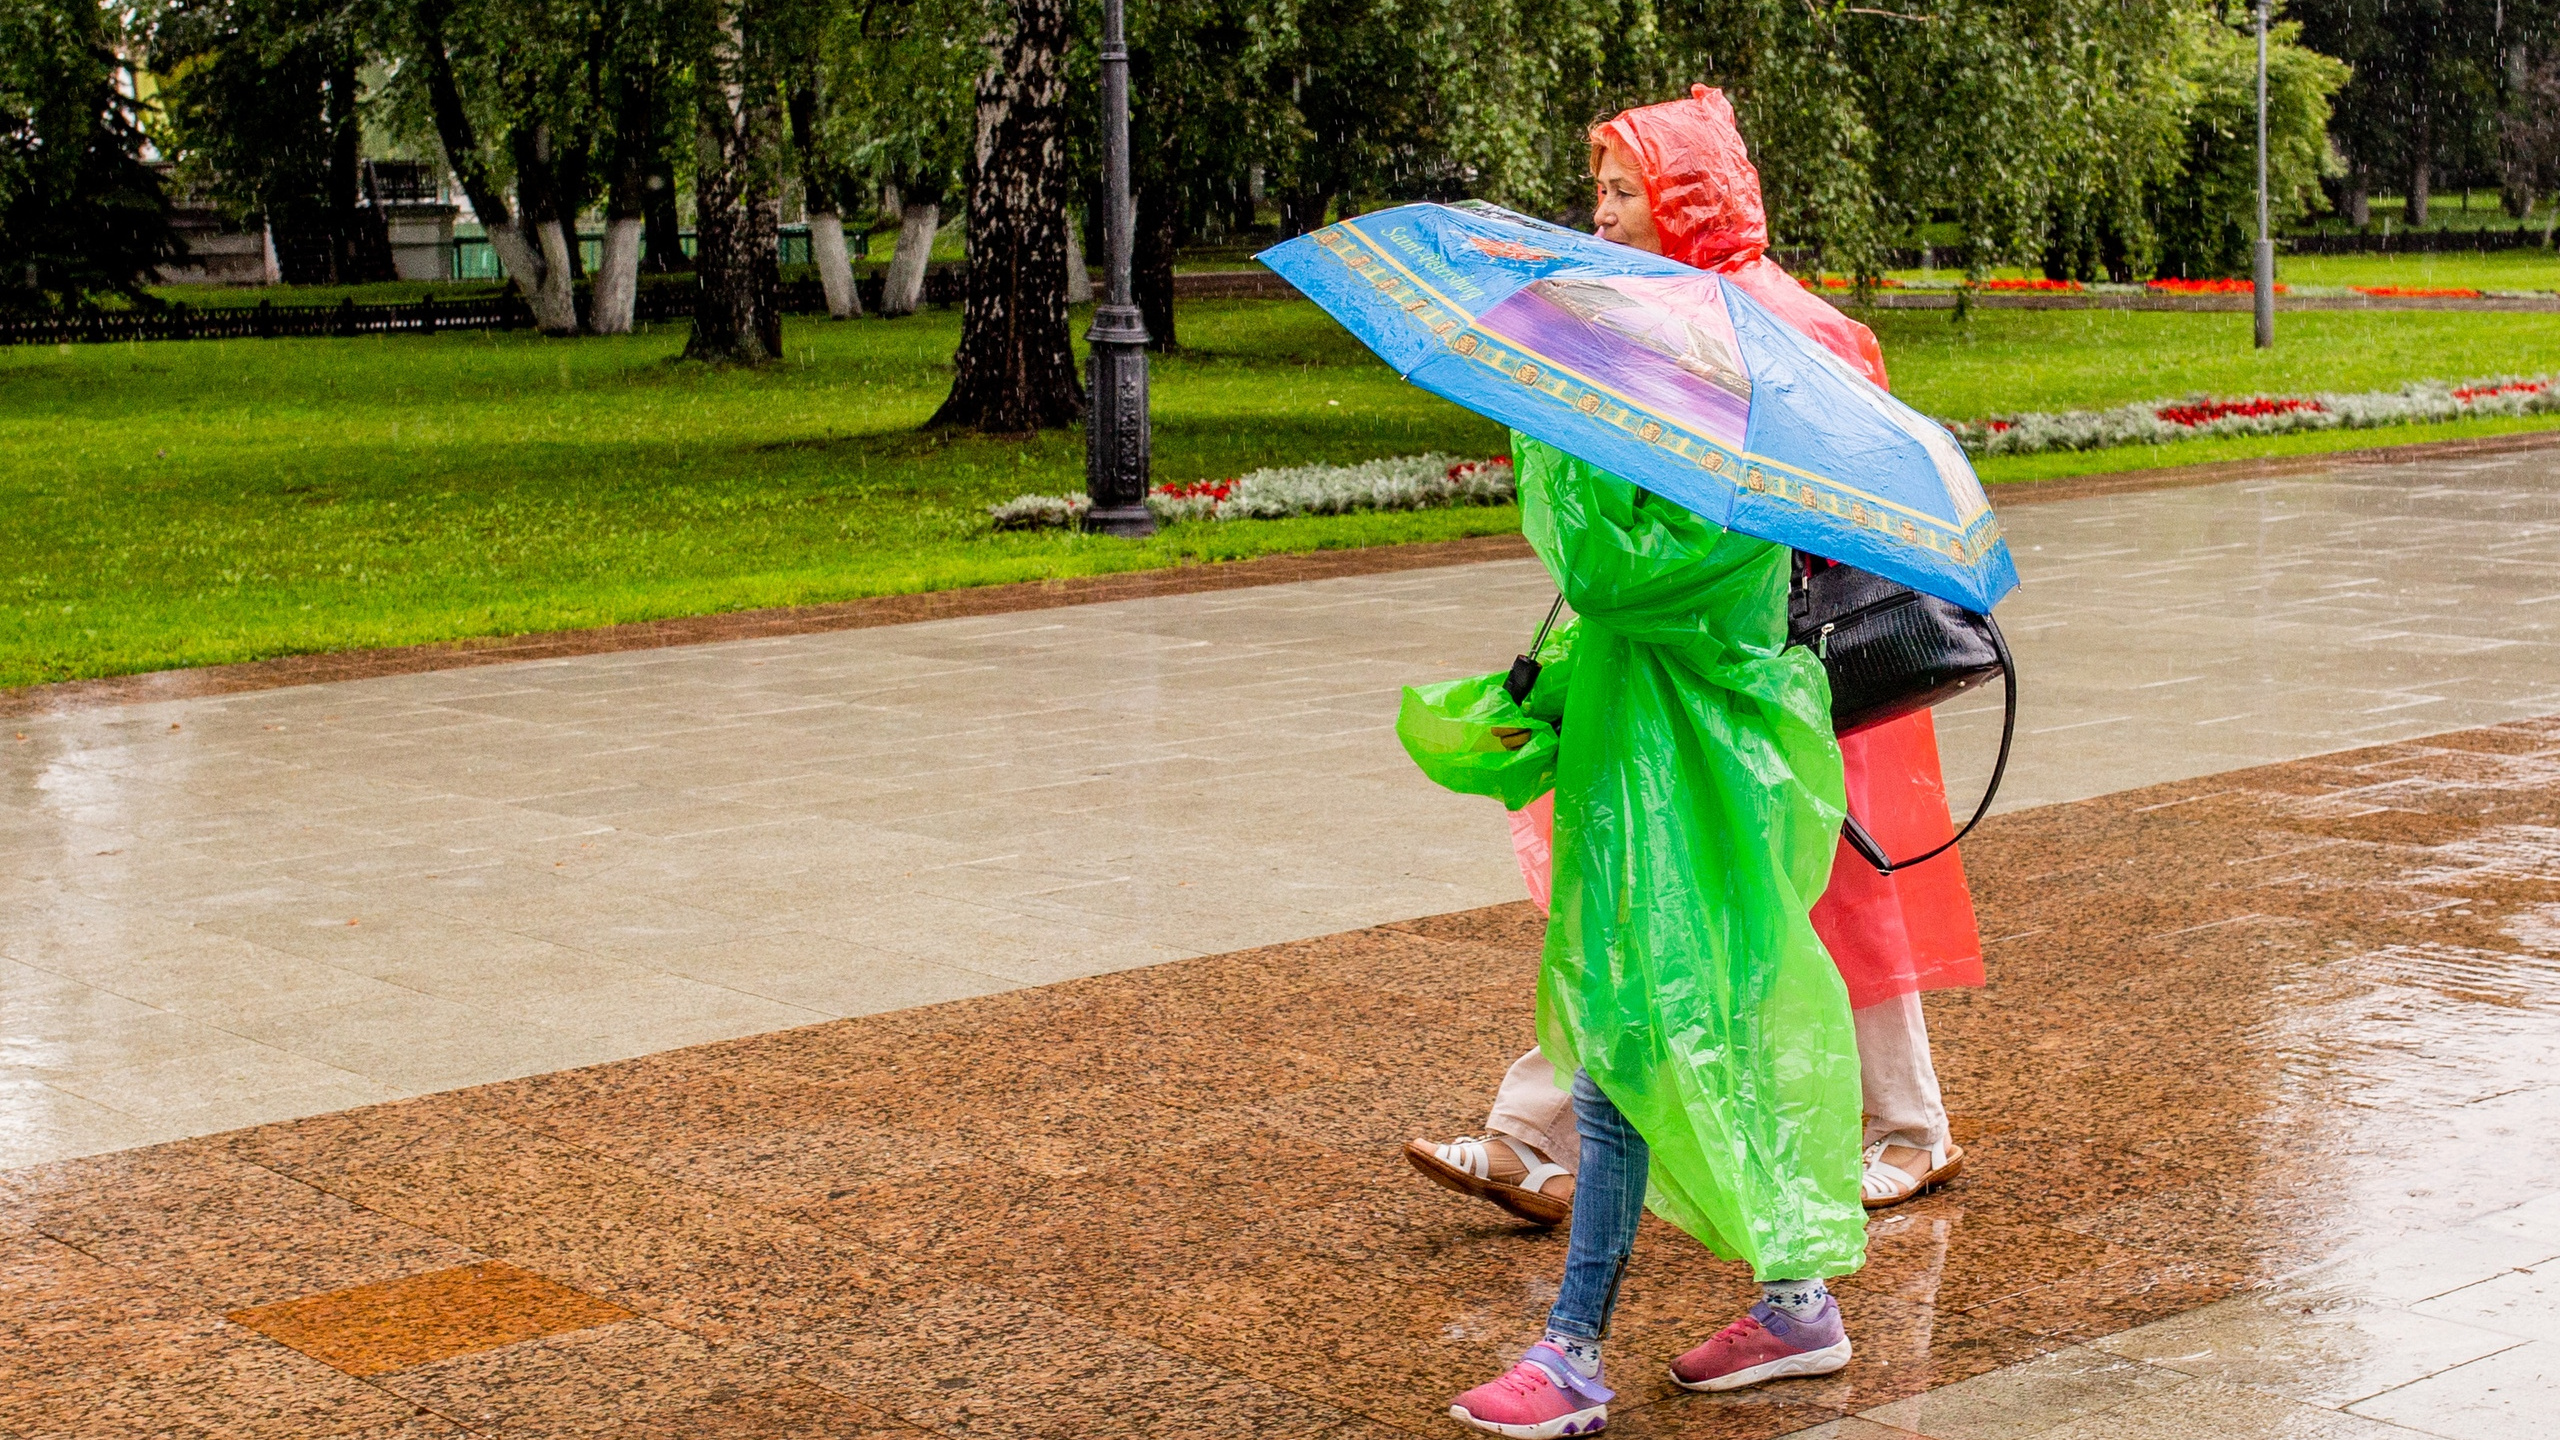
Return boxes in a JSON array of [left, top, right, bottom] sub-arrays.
[[1483, 990, 1950, 1172]]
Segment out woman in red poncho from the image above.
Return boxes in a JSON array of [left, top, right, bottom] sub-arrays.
[[1408, 86, 1983, 1231]]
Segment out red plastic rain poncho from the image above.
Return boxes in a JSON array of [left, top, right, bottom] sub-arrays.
[[1595, 86, 1985, 1007]]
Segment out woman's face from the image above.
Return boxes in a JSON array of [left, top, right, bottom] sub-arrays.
[[1593, 141, 1661, 254]]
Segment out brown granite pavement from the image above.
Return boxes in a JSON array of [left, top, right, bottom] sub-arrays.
[[8, 717, 2560, 1438]]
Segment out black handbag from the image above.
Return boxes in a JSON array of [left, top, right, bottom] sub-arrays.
[[1499, 560, 2015, 877], [1788, 555, 2016, 875]]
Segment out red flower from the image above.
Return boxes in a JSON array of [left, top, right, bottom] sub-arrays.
[[1152, 478, 1239, 501], [2146, 277, 2289, 295], [2353, 285, 2485, 299], [1980, 278, 2083, 292], [2153, 397, 2325, 427], [2453, 380, 2552, 401]]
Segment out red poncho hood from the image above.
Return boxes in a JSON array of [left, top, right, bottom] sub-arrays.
[[1593, 85, 1889, 388]]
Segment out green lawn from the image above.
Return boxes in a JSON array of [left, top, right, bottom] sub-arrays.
[[2277, 249, 2559, 292], [1877, 247, 2559, 292], [1861, 306, 2560, 415], [6, 298, 2559, 689], [2296, 194, 2555, 232]]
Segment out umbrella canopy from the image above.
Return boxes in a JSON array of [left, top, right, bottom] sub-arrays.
[[1257, 201, 2018, 614]]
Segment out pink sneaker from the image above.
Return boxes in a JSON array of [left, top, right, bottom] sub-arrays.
[[1448, 1344, 1613, 1437], [1669, 1298, 1852, 1392]]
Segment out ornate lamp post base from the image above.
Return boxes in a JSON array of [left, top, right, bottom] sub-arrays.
[[1085, 301, 1155, 535]]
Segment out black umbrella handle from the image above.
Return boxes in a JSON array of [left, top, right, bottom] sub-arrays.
[[1502, 595, 1569, 705]]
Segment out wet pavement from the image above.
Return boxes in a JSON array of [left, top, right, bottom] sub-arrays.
[[6, 448, 2560, 1436], [6, 450, 2560, 1170], [6, 718, 2560, 1438], [1932, 446, 2560, 807]]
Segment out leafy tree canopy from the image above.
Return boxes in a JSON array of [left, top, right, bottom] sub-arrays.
[[1, 0, 176, 308]]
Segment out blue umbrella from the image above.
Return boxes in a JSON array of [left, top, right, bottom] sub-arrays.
[[1257, 201, 2018, 614]]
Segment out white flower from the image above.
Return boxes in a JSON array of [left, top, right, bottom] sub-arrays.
[[984, 454, 1517, 530]]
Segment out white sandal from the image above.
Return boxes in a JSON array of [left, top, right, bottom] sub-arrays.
[[1404, 1134, 1574, 1226], [1862, 1139, 1964, 1209]]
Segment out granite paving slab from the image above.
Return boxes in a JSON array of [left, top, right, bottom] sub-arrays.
[[7, 717, 2560, 1437]]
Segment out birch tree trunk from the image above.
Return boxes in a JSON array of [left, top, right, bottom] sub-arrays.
[[927, 0, 1080, 431], [508, 125, 583, 334], [592, 218, 643, 333], [788, 86, 861, 320], [534, 216, 579, 331], [414, 0, 579, 336], [477, 222, 574, 333], [809, 210, 860, 317], [686, 0, 784, 363], [592, 59, 659, 336], [882, 200, 939, 315]]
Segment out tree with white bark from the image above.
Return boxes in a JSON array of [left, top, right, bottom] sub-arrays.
[[880, 191, 939, 314], [928, 0, 1077, 430], [826, 0, 981, 317], [790, 82, 861, 318], [684, 0, 785, 361], [589, 0, 686, 333], [775, 0, 860, 319], [396, 0, 588, 333]]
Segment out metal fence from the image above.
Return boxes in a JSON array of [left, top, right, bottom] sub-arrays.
[[0, 295, 535, 345], [2279, 227, 2556, 255], [450, 226, 814, 281]]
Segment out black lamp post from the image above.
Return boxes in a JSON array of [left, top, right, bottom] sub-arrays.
[[1082, 0, 1156, 535], [2252, 0, 2274, 350]]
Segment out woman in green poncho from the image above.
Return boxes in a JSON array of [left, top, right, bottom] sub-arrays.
[[1435, 89, 1867, 1438]]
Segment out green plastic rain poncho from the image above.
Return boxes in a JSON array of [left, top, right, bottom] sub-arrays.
[[1399, 434, 1868, 1279]]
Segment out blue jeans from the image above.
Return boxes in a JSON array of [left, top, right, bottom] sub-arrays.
[[1545, 1069, 1650, 1341]]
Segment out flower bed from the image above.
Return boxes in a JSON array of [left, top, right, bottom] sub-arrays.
[[2152, 396, 2325, 427], [987, 454, 1516, 531], [1981, 277, 2084, 293], [1806, 276, 1907, 290], [2145, 277, 2289, 295], [1950, 375, 2558, 455], [996, 377, 2560, 529], [2353, 285, 2488, 299]]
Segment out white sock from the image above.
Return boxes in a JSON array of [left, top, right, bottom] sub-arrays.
[[1760, 1279, 1830, 1320], [1539, 1329, 1603, 1378]]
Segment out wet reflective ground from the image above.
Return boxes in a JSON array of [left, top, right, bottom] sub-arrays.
[[11, 448, 2560, 1176], [7, 717, 2559, 1438], [1840, 720, 2560, 1439]]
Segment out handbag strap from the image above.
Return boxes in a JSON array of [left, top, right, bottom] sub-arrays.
[[1838, 616, 2016, 876]]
